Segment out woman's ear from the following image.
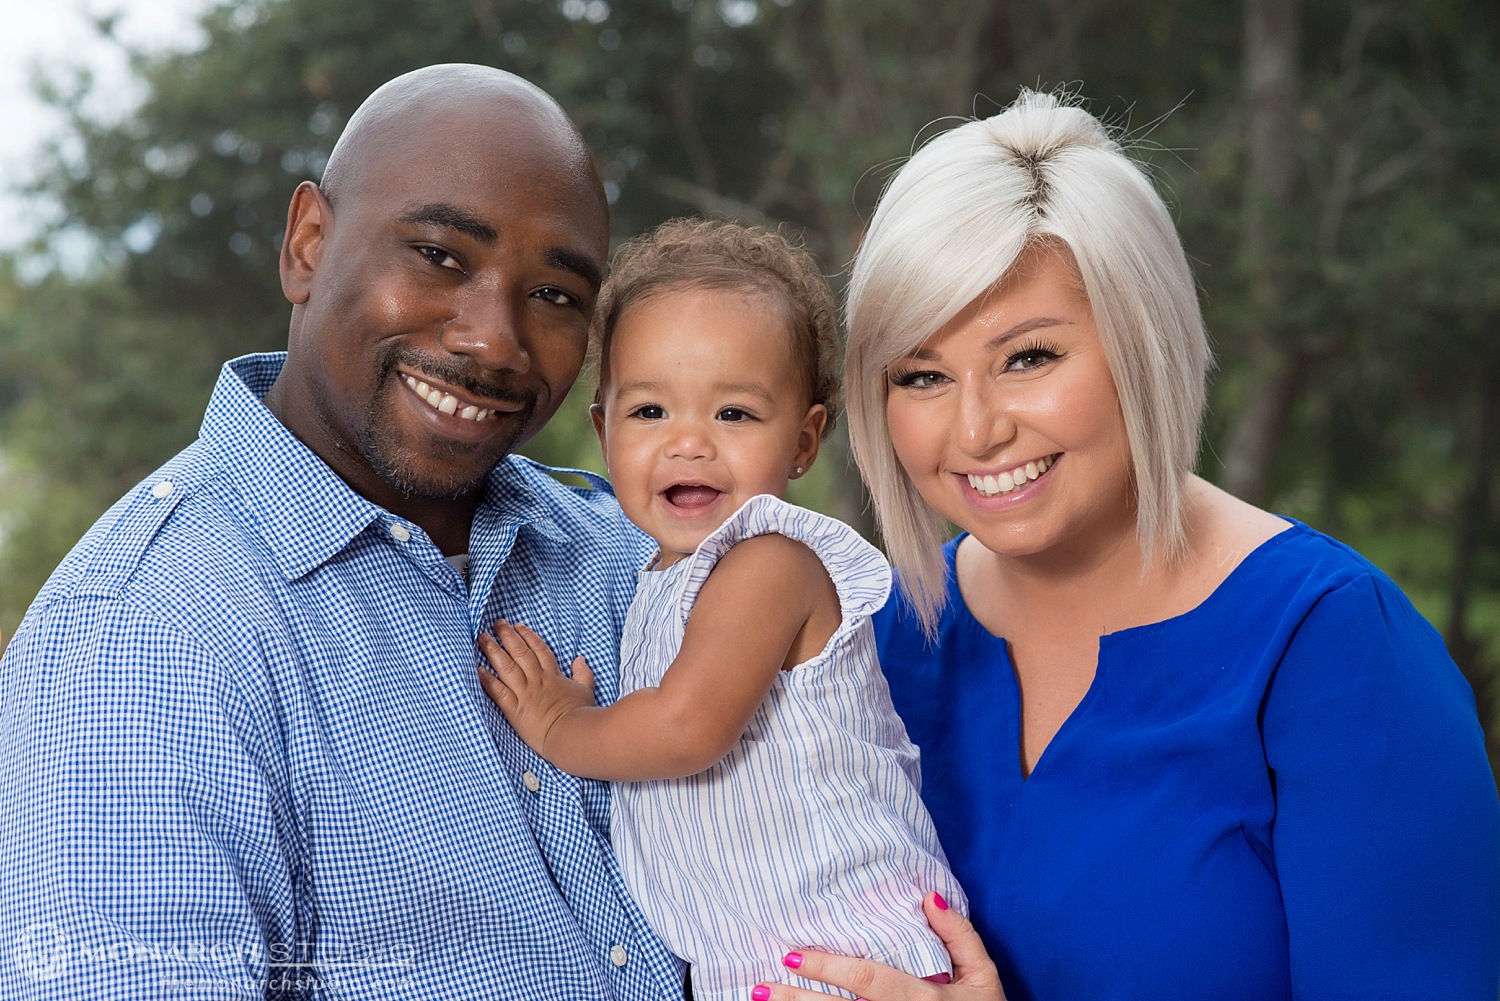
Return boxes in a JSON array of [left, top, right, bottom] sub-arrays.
[[280, 181, 331, 305], [790, 404, 829, 479]]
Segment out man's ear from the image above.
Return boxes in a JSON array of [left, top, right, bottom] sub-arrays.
[[280, 181, 331, 305]]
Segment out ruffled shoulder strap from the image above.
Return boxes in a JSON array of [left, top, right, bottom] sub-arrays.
[[672, 495, 892, 638]]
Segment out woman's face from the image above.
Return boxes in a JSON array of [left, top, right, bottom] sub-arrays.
[[884, 246, 1136, 563]]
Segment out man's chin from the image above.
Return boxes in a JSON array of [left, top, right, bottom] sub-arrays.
[[362, 428, 529, 502]]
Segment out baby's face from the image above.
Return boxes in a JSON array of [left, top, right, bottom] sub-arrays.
[[593, 289, 826, 569]]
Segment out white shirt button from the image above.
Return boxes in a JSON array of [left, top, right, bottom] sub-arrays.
[[521, 771, 541, 793], [608, 945, 628, 968], [150, 480, 174, 499], [389, 524, 411, 543]]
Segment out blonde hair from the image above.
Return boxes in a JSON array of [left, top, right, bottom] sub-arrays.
[[846, 90, 1209, 631]]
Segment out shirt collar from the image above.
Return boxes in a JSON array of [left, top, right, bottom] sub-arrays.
[[201, 352, 566, 581]]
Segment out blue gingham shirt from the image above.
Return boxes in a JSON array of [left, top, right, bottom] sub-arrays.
[[0, 353, 683, 1000]]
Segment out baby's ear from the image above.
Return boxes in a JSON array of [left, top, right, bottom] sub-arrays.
[[589, 404, 608, 455], [792, 404, 828, 477]]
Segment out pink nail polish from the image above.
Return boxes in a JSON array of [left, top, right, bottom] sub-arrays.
[[751, 986, 771, 1001], [933, 892, 949, 911], [782, 951, 803, 969]]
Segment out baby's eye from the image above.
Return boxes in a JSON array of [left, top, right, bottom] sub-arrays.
[[717, 408, 754, 423], [889, 369, 948, 390], [629, 404, 665, 420]]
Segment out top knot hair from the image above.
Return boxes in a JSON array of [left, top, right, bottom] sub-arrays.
[[845, 88, 1209, 632]]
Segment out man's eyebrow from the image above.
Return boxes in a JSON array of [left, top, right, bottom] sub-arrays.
[[547, 248, 604, 292], [398, 203, 498, 244]]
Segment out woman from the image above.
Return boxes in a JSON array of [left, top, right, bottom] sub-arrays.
[[770, 90, 1500, 1000]]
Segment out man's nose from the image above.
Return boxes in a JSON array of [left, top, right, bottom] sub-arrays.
[[439, 289, 530, 372]]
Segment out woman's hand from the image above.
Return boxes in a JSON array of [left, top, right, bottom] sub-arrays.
[[751, 893, 1006, 1001]]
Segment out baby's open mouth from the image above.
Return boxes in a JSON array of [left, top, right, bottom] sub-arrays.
[[663, 484, 724, 509]]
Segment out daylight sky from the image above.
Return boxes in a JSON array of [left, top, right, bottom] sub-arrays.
[[0, 0, 209, 251]]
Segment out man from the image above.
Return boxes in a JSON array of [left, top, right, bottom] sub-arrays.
[[0, 64, 683, 1000]]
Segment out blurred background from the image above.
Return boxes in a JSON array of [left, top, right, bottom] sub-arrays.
[[0, 0, 1495, 773]]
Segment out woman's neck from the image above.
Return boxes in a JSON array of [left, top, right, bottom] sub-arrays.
[[956, 476, 1290, 642]]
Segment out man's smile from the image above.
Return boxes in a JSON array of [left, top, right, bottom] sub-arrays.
[[401, 372, 504, 422]]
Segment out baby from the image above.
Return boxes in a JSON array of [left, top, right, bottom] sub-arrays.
[[478, 218, 964, 1001]]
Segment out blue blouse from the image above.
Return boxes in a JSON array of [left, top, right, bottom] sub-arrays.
[[873, 522, 1500, 1000]]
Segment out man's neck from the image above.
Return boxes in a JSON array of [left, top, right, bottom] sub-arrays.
[[392, 495, 481, 557]]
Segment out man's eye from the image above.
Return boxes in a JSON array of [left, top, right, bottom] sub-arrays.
[[535, 286, 577, 307], [418, 246, 463, 271]]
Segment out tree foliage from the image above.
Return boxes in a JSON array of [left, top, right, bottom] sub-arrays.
[[2, 0, 1497, 767]]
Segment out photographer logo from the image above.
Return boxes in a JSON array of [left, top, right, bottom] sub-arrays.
[[13, 922, 68, 982]]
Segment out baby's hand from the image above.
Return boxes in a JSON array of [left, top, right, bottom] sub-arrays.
[[478, 620, 597, 759]]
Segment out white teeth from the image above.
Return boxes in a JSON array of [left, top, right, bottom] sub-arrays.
[[402, 374, 491, 422], [967, 455, 1058, 497]]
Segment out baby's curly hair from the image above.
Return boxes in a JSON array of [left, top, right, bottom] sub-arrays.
[[590, 217, 842, 437]]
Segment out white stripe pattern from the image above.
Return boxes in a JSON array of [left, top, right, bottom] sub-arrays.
[[611, 495, 966, 1001]]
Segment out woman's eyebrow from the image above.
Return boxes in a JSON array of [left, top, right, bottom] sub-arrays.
[[906, 316, 1073, 361], [981, 316, 1072, 353]]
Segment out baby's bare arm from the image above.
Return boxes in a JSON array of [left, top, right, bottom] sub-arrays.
[[478, 534, 839, 781]]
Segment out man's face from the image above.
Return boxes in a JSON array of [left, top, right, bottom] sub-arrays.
[[279, 105, 608, 509]]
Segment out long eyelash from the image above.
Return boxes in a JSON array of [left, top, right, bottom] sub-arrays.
[[1006, 338, 1062, 363], [887, 367, 929, 387]]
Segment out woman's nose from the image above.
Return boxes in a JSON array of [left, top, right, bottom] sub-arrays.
[[952, 385, 1016, 458]]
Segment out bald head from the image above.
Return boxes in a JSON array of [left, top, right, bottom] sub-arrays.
[[321, 63, 600, 209], [269, 64, 611, 544]]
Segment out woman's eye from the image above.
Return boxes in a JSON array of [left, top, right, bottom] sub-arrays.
[[417, 246, 463, 271], [1003, 349, 1059, 372], [890, 370, 947, 390], [630, 405, 665, 420]]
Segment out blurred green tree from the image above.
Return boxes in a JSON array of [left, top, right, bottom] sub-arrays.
[[2, 0, 1497, 774]]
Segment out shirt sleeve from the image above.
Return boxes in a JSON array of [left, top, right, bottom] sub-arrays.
[[0, 596, 296, 999], [1262, 572, 1500, 999]]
